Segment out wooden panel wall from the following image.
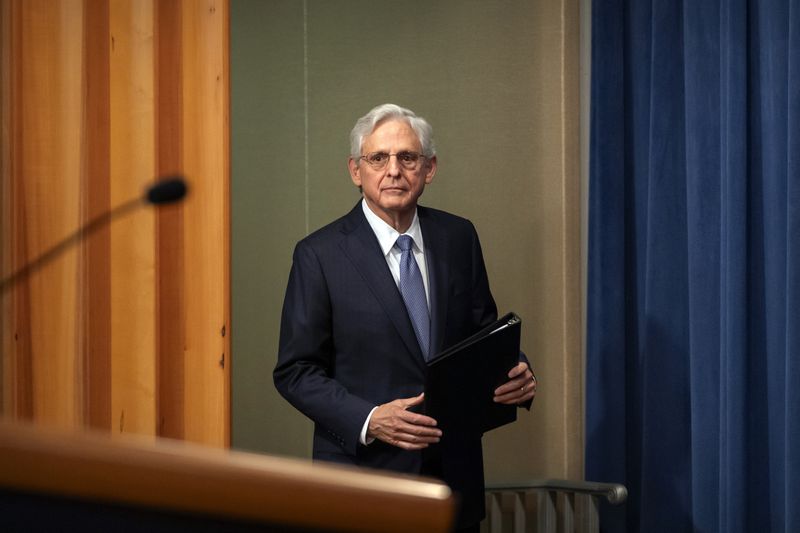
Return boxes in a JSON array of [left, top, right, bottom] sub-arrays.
[[0, 0, 230, 447]]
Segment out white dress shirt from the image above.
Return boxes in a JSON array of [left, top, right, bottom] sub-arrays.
[[358, 199, 431, 445]]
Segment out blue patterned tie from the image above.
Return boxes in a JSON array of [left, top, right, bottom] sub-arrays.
[[395, 235, 430, 359]]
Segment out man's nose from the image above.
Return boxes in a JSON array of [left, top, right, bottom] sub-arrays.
[[386, 154, 402, 176]]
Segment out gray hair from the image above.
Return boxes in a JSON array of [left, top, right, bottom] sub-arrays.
[[349, 103, 436, 160]]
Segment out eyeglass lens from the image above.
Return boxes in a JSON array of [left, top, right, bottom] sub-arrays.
[[363, 152, 422, 170]]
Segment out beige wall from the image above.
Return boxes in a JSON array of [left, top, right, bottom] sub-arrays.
[[231, 0, 583, 481]]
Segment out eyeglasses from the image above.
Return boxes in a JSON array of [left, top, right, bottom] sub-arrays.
[[359, 151, 427, 171]]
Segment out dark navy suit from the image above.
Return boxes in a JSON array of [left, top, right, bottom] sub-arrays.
[[274, 202, 499, 527]]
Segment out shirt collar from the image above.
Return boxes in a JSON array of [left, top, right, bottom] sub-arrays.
[[361, 199, 424, 256]]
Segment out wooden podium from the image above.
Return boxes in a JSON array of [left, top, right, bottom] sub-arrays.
[[0, 421, 454, 532]]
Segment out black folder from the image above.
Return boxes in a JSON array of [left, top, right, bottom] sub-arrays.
[[424, 312, 522, 437]]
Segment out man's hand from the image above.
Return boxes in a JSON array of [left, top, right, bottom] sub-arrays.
[[368, 393, 442, 450], [494, 362, 537, 405]]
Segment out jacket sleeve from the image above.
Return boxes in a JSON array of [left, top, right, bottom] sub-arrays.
[[273, 240, 374, 456]]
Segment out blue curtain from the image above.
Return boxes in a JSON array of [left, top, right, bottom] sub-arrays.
[[587, 1, 799, 532]]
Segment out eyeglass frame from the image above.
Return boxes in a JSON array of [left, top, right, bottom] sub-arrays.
[[357, 151, 430, 171]]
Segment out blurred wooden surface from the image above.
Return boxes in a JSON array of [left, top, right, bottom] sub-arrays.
[[0, 420, 454, 533]]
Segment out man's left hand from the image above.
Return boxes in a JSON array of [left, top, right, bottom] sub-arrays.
[[493, 362, 537, 405]]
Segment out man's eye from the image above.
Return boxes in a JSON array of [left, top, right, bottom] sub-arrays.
[[398, 152, 415, 162], [369, 152, 389, 163]]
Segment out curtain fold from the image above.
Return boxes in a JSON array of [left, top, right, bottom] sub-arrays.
[[588, 1, 799, 532]]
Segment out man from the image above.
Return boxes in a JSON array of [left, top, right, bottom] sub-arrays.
[[274, 103, 536, 532]]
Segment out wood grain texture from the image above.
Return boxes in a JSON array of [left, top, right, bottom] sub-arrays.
[[109, 0, 157, 436], [0, 421, 454, 533], [154, 0, 186, 441], [1, 0, 230, 446], [18, 1, 83, 428], [1, 0, 12, 413], [180, 0, 230, 447], [81, 0, 112, 432]]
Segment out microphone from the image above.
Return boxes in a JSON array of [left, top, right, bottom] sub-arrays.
[[146, 176, 187, 204], [0, 176, 188, 295]]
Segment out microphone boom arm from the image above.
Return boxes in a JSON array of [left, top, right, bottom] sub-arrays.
[[0, 176, 186, 295], [0, 197, 142, 295]]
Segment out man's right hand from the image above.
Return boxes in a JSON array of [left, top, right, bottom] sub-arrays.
[[367, 393, 442, 450]]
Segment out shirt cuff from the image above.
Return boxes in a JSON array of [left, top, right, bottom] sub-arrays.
[[360, 406, 379, 445]]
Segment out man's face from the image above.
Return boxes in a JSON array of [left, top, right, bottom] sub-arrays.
[[348, 119, 437, 225]]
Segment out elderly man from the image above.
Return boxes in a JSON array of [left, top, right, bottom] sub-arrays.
[[274, 103, 536, 532]]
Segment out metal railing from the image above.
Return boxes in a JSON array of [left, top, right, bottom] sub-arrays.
[[484, 479, 627, 533]]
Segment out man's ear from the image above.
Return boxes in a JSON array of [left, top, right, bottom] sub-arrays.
[[424, 155, 437, 184], [348, 158, 362, 188]]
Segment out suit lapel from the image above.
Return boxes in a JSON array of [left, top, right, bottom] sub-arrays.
[[338, 204, 426, 364], [419, 207, 449, 357]]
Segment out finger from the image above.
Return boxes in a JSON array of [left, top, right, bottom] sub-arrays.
[[494, 377, 528, 396], [397, 411, 441, 433], [379, 429, 441, 450], [399, 392, 426, 409], [384, 437, 431, 451], [494, 379, 536, 404], [493, 390, 524, 404], [507, 362, 529, 379], [494, 390, 534, 405], [393, 430, 441, 444]]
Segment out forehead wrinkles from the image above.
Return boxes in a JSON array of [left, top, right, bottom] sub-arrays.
[[362, 120, 422, 153]]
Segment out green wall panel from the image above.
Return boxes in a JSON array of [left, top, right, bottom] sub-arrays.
[[231, 0, 582, 482]]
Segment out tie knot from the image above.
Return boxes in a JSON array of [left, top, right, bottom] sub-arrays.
[[395, 234, 414, 252]]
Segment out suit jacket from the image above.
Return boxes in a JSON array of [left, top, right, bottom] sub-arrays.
[[274, 201, 500, 527]]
